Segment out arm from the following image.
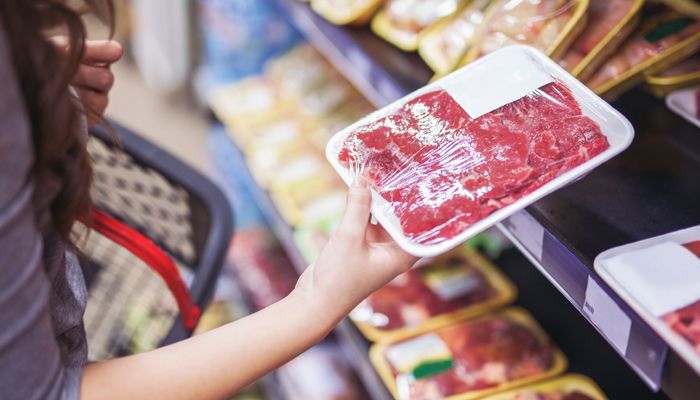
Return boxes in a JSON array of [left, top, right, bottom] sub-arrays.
[[81, 179, 417, 399]]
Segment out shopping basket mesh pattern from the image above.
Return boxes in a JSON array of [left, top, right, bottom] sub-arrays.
[[88, 137, 196, 264], [81, 136, 197, 360]]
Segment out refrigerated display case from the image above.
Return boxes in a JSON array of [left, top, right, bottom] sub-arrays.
[[202, 1, 700, 399]]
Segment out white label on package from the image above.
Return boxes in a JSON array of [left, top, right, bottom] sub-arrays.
[[385, 333, 452, 374], [505, 210, 545, 261], [584, 276, 632, 355], [602, 242, 700, 317], [443, 50, 553, 118]]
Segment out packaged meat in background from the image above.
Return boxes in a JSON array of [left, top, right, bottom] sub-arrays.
[[660, 0, 700, 19], [278, 343, 364, 400], [558, 0, 643, 80], [370, 308, 567, 400], [645, 52, 700, 96], [665, 84, 700, 127], [371, 0, 463, 51], [351, 246, 516, 342], [418, 0, 492, 75], [481, 374, 607, 400], [595, 225, 700, 377], [326, 46, 633, 257], [311, 0, 383, 26], [460, 0, 587, 65], [585, 12, 700, 100], [228, 228, 299, 310]]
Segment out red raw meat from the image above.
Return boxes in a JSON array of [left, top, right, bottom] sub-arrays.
[[386, 314, 556, 399], [511, 391, 595, 400], [338, 81, 608, 244], [560, 0, 638, 72], [362, 255, 496, 330], [661, 241, 700, 354]]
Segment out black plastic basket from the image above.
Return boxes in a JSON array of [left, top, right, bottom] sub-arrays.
[[81, 121, 233, 360]]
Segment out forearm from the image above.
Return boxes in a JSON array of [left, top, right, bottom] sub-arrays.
[[81, 288, 344, 400]]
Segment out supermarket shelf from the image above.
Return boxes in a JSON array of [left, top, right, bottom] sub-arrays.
[[270, 3, 700, 397], [500, 90, 700, 400], [272, 0, 431, 107], [215, 128, 393, 400]]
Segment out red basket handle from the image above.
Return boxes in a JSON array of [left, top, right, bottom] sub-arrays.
[[85, 208, 201, 330]]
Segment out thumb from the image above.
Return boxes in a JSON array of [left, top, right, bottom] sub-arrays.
[[336, 177, 372, 242]]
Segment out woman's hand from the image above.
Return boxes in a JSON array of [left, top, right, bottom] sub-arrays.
[[295, 178, 419, 325], [51, 37, 123, 126]]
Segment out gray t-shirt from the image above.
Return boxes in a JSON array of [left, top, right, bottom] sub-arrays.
[[0, 20, 87, 400]]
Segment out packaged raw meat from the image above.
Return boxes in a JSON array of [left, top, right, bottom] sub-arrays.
[[665, 84, 700, 127], [461, 0, 587, 65], [371, 0, 463, 51], [351, 246, 516, 342], [645, 53, 700, 97], [370, 308, 567, 400], [311, 0, 383, 26], [228, 228, 299, 310], [558, 0, 643, 80], [481, 374, 607, 400], [278, 343, 363, 400], [661, 0, 700, 19], [418, 0, 492, 75], [326, 46, 633, 257], [585, 12, 700, 99], [595, 225, 700, 377]]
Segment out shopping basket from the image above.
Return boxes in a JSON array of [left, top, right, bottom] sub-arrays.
[[80, 121, 233, 360]]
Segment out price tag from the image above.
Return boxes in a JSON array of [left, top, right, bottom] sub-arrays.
[[583, 276, 632, 354], [503, 210, 545, 261]]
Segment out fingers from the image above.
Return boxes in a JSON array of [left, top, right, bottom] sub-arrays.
[[75, 87, 108, 117], [49, 36, 123, 66], [335, 177, 372, 242], [83, 40, 123, 66], [74, 65, 114, 92]]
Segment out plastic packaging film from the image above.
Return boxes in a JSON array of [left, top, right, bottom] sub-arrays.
[[558, 0, 643, 80], [585, 12, 700, 99], [372, 0, 464, 51], [326, 46, 634, 257], [461, 0, 587, 65], [480, 374, 608, 400], [370, 308, 568, 400], [418, 0, 492, 75], [351, 245, 516, 342]]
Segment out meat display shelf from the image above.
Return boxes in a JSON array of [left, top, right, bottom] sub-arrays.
[[273, 1, 700, 399]]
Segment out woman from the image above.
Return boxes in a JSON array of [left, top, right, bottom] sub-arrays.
[[0, 1, 417, 399]]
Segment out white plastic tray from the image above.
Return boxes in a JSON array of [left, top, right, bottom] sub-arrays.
[[595, 226, 700, 376], [666, 86, 700, 129], [326, 45, 635, 257]]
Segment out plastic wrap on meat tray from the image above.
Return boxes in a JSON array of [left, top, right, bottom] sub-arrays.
[[482, 374, 607, 400], [333, 68, 609, 251], [418, 0, 492, 74], [645, 53, 700, 96], [662, 240, 700, 354], [351, 246, 515, 341], [370, 308, 567, 400], [311, 0, 383, 26], [585, 13, 700, 98], [461, 0, 585, 64], [372, 0, 463, 51], [558, 0, 642, 79]]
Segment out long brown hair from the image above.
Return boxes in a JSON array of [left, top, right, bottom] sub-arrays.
[[0, 0, 113, 245]]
